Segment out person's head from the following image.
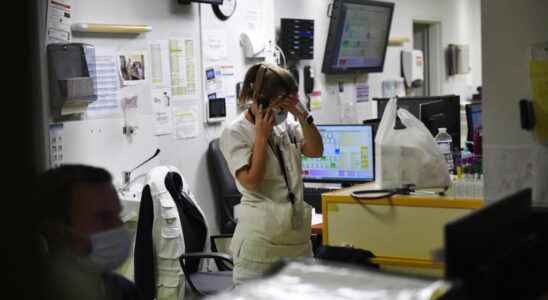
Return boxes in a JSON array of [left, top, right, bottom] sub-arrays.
[[239, 63, 298, 109], [36, 164, 129, 271]]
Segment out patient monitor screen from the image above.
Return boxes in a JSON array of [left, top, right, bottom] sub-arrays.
[[334, 3, 391, 69], [302, 125, 374, 182]]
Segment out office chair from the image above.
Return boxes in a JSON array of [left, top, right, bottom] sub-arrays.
[[163, 171, 234, 296], [135, 167, 234, 299], [207, 138, 241, 234]]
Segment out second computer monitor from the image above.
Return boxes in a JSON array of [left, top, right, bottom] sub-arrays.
[[375, 95, 461, 149], [302, 124, 374, 183], [465, 102, 481, 142]]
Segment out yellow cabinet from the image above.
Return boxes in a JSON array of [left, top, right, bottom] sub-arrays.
[[321, 183, 483, 278]]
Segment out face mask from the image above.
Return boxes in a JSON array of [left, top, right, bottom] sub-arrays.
[[80, 226, 132, 272], [272, 107, 288, 126]]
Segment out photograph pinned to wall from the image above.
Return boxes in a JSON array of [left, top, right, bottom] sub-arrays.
[[151, 88, 173, 136], [118, 50, 147, 86]]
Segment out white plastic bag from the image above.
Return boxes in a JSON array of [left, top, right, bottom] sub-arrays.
[[375, 98, 451, 189]]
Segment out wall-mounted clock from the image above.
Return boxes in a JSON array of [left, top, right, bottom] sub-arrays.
[[212, 0, 237, 21]]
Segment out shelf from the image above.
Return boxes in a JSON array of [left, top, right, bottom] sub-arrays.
[[388, 37, 410, 46], [72, 23, 151, 33]]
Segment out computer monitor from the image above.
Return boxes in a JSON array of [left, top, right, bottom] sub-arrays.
[[444, 189, 548, 299], [302, 124, 374, 183], [465, 102, 481, 141], [322, 0, 394, 74], [362, 118, 380, 139], [374, 95, 461, 149], [419, 99, 461, 150]]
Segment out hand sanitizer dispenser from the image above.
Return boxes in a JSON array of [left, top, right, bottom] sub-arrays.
[[402, 49, 424, 88], [240, 33, 265, 58]]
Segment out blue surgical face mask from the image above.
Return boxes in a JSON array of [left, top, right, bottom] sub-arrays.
[[76, 226, 132, 273]]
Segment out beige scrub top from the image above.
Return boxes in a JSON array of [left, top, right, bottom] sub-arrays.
[[219, 112, 313, 270]]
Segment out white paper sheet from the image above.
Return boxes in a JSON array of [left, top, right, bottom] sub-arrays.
[[220, 65, 236, 98], [149, 40, 171, 88], [356, 82, 370, 103], [310, 91, 322, 110], [205, 65, 224, 99], [203, 30, 229, 62], [151, 88, 173, 136], [245, 1, 264, 34], [220, 65, 237, 118], [173, 100, 200, 139], [119, 87, 140, 130], [86, 48, 121, 119], [46, 0, 72, 44], [169, 39, 198, 98], [49, 123, 64, 168]]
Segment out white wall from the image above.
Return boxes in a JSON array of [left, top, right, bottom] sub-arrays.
[[64, 0, 276, 234], [482, 0, 548, 206], [273, 0, 483, 124], [59, 0, 483, 235]]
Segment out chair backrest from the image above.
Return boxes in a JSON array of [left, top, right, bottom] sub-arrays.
[[207, 138, 241, 234], [165, 171, 207, 274]]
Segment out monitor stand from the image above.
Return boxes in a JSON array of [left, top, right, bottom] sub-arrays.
[[341, 182, 354, 188]]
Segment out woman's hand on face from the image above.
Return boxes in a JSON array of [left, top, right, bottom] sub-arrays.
[[275, 94, 307, 121], [255, 104, 274, 141]]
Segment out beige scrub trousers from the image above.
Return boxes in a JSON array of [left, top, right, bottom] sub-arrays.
[[220, 112, 313, 284]]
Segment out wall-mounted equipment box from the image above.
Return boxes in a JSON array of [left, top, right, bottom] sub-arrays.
[[47, 43, 98, 118], [207, 97, 227, 123], [280, 18, 314, 60], [402, 49, 424, 87], [446, 44, 470, 76]]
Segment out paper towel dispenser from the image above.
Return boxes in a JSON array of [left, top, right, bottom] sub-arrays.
[[47, 43, 98, 118]]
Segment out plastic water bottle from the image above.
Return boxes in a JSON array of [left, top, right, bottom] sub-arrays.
[[434, 128, 454, 173]]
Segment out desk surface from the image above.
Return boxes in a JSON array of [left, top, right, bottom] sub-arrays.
[[312, 183, 483, 236], [322, 182, 483, 208]]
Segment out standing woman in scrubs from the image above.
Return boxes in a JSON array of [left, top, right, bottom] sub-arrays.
[[220, 63, 323, 284]]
